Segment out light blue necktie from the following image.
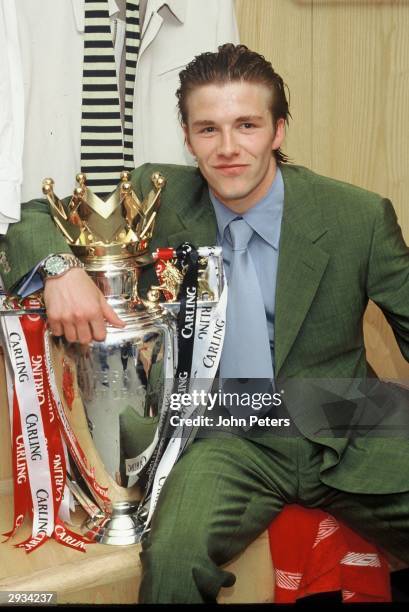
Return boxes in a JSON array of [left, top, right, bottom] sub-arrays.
[[220, 218, 274, 381]]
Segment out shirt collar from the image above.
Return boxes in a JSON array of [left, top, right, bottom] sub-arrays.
[[109, 0, 121, 17], [72, 0, 124, 32], [143, 0, 186, 25], [209, 166, 285, 250], [161, 0, 186, 23]]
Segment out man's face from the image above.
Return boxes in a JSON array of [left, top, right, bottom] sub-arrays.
[[183, 80, 285, 213]]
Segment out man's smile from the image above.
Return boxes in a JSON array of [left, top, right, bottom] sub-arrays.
[[213, 164, 249, 176]]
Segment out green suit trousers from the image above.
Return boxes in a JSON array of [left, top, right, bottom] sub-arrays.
[[138, 434, 409, 603]]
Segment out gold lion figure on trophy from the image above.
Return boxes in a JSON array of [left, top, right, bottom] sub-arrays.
[[150, 258, 215, 303], [151, 260, 184, 302]]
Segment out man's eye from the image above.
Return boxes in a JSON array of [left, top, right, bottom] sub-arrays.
[[201, 126, 215, 133], [241, 122, 255, 129]]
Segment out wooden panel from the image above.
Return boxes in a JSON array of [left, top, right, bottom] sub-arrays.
[[0, 491, 141, 599], [219, 530, 274, 604], [310, 0, 409, 242], [297, 1, 408, 4], [236, 0, 409, 240], [58, 578, 138, 605], [364, 301, 409, 380], [235, 0, 313, 168]]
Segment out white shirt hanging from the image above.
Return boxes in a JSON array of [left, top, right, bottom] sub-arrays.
[[0, 0, 24, 234]]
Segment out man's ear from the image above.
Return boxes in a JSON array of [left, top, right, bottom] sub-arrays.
[[183, 124, 194, 156], [272, 118, 286, 152]]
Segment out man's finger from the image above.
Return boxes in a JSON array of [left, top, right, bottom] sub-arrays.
[[100, 298, 125, 327], [62, 322, 78, 344], [76, 322, 93, 345], [48, 321, 64, 337], [90, 317, 108, 342]]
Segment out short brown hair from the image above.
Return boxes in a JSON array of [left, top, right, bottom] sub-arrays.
[[176, 44, 291, 164]]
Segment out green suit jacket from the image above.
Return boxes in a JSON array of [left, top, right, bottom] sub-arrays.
[[1, 163, 409, 494]]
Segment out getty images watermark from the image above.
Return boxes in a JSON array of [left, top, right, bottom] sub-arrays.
[[168, 389, 291, 429]]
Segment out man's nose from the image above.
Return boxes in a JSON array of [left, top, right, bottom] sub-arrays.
[[217, 130, 239, 157]]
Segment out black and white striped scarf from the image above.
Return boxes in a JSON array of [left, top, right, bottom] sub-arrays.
[[80, 0, 140, 198]]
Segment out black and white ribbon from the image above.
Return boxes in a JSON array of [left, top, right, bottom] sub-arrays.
[[141, 245, 227, 529]]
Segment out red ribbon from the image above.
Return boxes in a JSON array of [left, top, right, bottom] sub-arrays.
[[5, 297, 94, 553], [2, 391, 31, 541]]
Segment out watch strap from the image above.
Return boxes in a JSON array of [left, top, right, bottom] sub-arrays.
[[40, 253, 85, 280]]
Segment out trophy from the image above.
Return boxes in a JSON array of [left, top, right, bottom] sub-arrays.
[[0, 170, 225, 549], [39, 170, 174, 545]]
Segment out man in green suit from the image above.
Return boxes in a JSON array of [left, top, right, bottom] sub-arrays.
[[1, 44, 409, 602]]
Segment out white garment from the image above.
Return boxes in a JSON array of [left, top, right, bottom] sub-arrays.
[[0, 0, 239, 233], [0, 0, 24, 234]]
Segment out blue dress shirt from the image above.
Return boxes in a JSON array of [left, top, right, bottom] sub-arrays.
[[209, 167, 284, 371]]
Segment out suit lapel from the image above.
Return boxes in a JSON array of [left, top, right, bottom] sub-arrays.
[[167, 183, 217, 248], [275, 166, 330, 376]]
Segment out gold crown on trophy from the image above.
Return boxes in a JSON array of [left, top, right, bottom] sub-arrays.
[[42, 171, 166, 260]]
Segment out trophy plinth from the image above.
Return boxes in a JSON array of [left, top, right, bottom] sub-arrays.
[[85, 502, 143, 545]]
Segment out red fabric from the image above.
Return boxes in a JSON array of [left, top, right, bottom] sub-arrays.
[[268, 505, 391, 603]]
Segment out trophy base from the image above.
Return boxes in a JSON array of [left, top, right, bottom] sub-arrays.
[[83, 501, 145, 545]]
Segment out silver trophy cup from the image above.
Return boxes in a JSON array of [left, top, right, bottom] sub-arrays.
[[40, 171, 173, 544], [46, 256, 172, 545]]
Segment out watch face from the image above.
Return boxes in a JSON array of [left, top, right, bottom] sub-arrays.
[[45, 255, 69, 276]]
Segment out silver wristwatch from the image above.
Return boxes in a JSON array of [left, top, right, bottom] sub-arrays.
[[39, 253, 85, 280]]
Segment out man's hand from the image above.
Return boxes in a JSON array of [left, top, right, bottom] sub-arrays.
[[44, 268, 125, 343]]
